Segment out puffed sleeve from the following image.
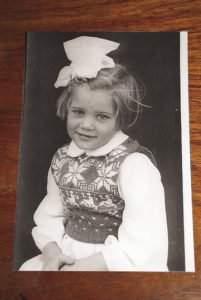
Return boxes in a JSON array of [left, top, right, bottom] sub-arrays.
[[31, 167, 66, 251], [102, 153, 169, 271]]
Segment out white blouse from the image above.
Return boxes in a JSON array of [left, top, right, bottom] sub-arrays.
[[32, 131, 168, 271]]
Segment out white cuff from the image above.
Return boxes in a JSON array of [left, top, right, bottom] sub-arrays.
[[102, 235, 134, 271]]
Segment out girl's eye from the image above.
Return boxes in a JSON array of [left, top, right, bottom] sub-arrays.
[[97, 114, 109, 121], [72, 110, 84, 116]]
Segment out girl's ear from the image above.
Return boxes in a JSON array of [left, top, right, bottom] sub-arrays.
[[114, 108, 120, 131]]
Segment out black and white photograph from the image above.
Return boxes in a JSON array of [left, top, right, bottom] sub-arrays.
[[14, 32, 194, 272]]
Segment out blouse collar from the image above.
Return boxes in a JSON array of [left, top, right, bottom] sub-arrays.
[[67, 131, 129, 157]]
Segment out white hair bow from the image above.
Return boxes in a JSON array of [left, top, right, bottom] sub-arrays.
[[54, 36, 120, 88]]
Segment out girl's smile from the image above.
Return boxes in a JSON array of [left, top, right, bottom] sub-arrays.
[[67, 84, 118, 150]]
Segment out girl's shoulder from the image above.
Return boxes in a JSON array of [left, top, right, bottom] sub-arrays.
[[116, 137, 156, 167], [50, 144, 70, 183], [135, 145, 157, 167], [51, 143, 70, 165]]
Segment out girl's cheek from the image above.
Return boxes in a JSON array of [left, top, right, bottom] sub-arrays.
[[115, 118, 120, 131]]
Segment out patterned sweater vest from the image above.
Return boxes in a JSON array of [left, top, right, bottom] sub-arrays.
[[51, 138, 156, 244]]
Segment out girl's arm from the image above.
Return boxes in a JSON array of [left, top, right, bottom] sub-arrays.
[[32, 168, 75, 270], [32, 168, 66, 251], [101, 152, 169, 271]]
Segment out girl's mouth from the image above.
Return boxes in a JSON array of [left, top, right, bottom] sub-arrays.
[[76, 132, 96, 139]]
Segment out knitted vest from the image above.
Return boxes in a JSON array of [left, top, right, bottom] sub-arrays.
[[51, 138, 156, 244]]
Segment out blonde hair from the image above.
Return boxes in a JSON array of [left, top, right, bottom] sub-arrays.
[[57, 64, 145, 130]]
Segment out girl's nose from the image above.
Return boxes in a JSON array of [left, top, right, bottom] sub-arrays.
[[79, 116, 95, 130]]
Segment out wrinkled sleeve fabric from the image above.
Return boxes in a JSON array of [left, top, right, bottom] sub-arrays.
[[102, 153, 168, 271], [31, 168, 65, 251]]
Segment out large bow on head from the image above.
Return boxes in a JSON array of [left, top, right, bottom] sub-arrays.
[[54, 36, 120, 88]]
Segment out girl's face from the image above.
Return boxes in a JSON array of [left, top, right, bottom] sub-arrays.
[[67, 84, 118, 150]]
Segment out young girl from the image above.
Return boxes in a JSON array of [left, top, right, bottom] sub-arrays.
[[20, 36, 168, 271]]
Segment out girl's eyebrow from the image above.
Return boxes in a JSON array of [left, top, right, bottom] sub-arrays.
[[69, 105, 84, 109], [95, 111, 114, 115]]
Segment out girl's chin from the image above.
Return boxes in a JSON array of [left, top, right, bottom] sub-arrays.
[[74, 139, 97, 151]]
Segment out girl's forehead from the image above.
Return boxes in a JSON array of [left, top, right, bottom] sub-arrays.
[[70, 84, 114, 110], [73, 84, 112, 98]]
